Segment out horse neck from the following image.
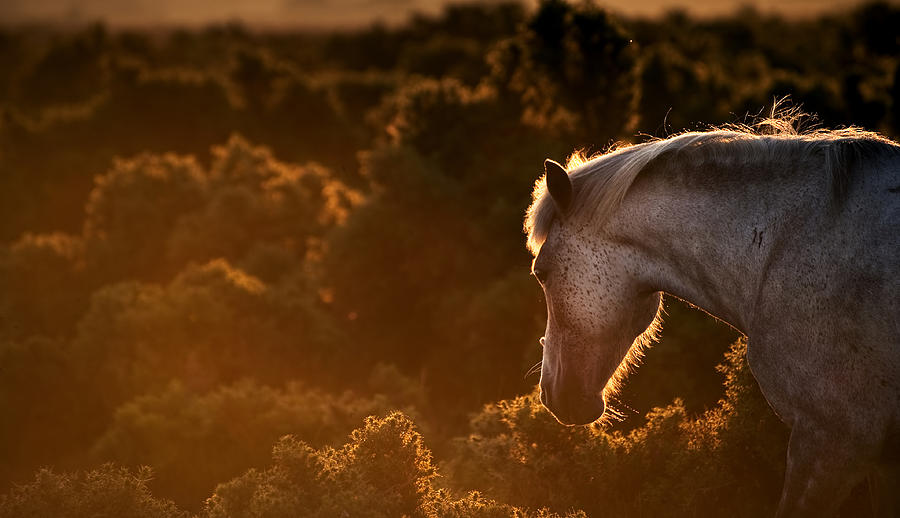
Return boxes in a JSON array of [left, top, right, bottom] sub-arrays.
[[610, 154, 827, 333]]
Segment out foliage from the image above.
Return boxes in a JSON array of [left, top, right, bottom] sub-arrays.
[[92, 374, 423, 511], [447, 339, 789, 518], [204, 412, 581, 518], [71, 258, 346, 407], [0, 232, 87, 340], [0, 465, 188, 518], [81, 134, 360, 284], [0, 0, 897, 514], [486, 0, 640, 142], [83, 152, 208, 281]]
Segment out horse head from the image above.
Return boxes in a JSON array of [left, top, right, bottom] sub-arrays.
[[533, 159, 661, 426]]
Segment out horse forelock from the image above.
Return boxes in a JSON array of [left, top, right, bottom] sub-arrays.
[[524, 133, 712, 255], [524, 124, 900, 256]]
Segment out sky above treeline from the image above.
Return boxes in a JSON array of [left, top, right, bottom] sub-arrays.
[[0, 0, 885, 29]]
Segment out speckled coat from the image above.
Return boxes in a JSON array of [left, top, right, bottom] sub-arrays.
[[526, 128, 900, 517]]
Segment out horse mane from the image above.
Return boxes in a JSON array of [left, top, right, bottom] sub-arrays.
[[525, 120, 900, 256]]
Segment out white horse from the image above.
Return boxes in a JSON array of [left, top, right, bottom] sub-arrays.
[[525, 123, 900, 516]]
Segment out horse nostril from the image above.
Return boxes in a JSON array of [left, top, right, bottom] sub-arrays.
[[539, 337, 546, 347]]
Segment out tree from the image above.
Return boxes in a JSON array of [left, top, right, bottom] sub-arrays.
[[487, 0, 640, 144]]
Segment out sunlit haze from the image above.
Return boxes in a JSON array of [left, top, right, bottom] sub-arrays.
[[1, 0, 897, 514], [0, 0, 883, 28]]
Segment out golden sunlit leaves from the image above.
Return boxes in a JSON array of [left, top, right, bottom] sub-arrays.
[[0, 1, 896, 516], [448, 340, 788, 518]]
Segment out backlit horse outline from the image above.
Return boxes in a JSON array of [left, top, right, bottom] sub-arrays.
[[525, 122, 900, 516]]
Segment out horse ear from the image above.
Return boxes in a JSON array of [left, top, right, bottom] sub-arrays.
[[544, 159, 572, 214]]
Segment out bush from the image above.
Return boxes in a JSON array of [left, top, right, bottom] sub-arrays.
[[371, 77, 565, 204], [204, 412, 580, 518], [205, 412, 437, 517], [0, 465, 188, 518], [447, 339, 788, 518], [81, 135, 360, 284], [92, 375, 423, 510], [0, 232, 87, 340], [165, 135, 361, 282], [71, 259, 343, 404], [83, 152, 207, 282], [486, 0, 639, 143], [1, 4, 897, 516]]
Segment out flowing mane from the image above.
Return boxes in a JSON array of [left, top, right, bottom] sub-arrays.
[[525, 124, 900, 255]]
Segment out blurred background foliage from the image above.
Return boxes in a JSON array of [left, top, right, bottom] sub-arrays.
[[0, 0, 897, 515]]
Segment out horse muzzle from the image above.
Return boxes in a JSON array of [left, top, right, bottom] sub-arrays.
[[539, 382, 606, 426]]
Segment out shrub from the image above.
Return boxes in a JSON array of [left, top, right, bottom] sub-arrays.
[[92, 376, 423, 510], [0, 232, 87, 340], [205, 412, 437, 517], [71, 259, 344, 407], [486, 0, 639, 142], [0, 465, 188, 518], [13, 24, 108, 111], [204, 412, 581, 518], [82, 135, 361, 284], [370, 77, 563, 203], [83, 152, 208, 281], [447, 339, 788, 518], [166, 135, 361, 282]]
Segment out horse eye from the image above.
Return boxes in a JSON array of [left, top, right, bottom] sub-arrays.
[[533, 268, 549, 284]]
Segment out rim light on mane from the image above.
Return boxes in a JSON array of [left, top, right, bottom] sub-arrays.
[[524, 124, 900, 256]]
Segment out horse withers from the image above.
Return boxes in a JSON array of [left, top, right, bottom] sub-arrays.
[[525, 125, 900, 516]]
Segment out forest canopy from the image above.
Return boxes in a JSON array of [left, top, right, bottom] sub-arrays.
[[0, 1, 897, 516]]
